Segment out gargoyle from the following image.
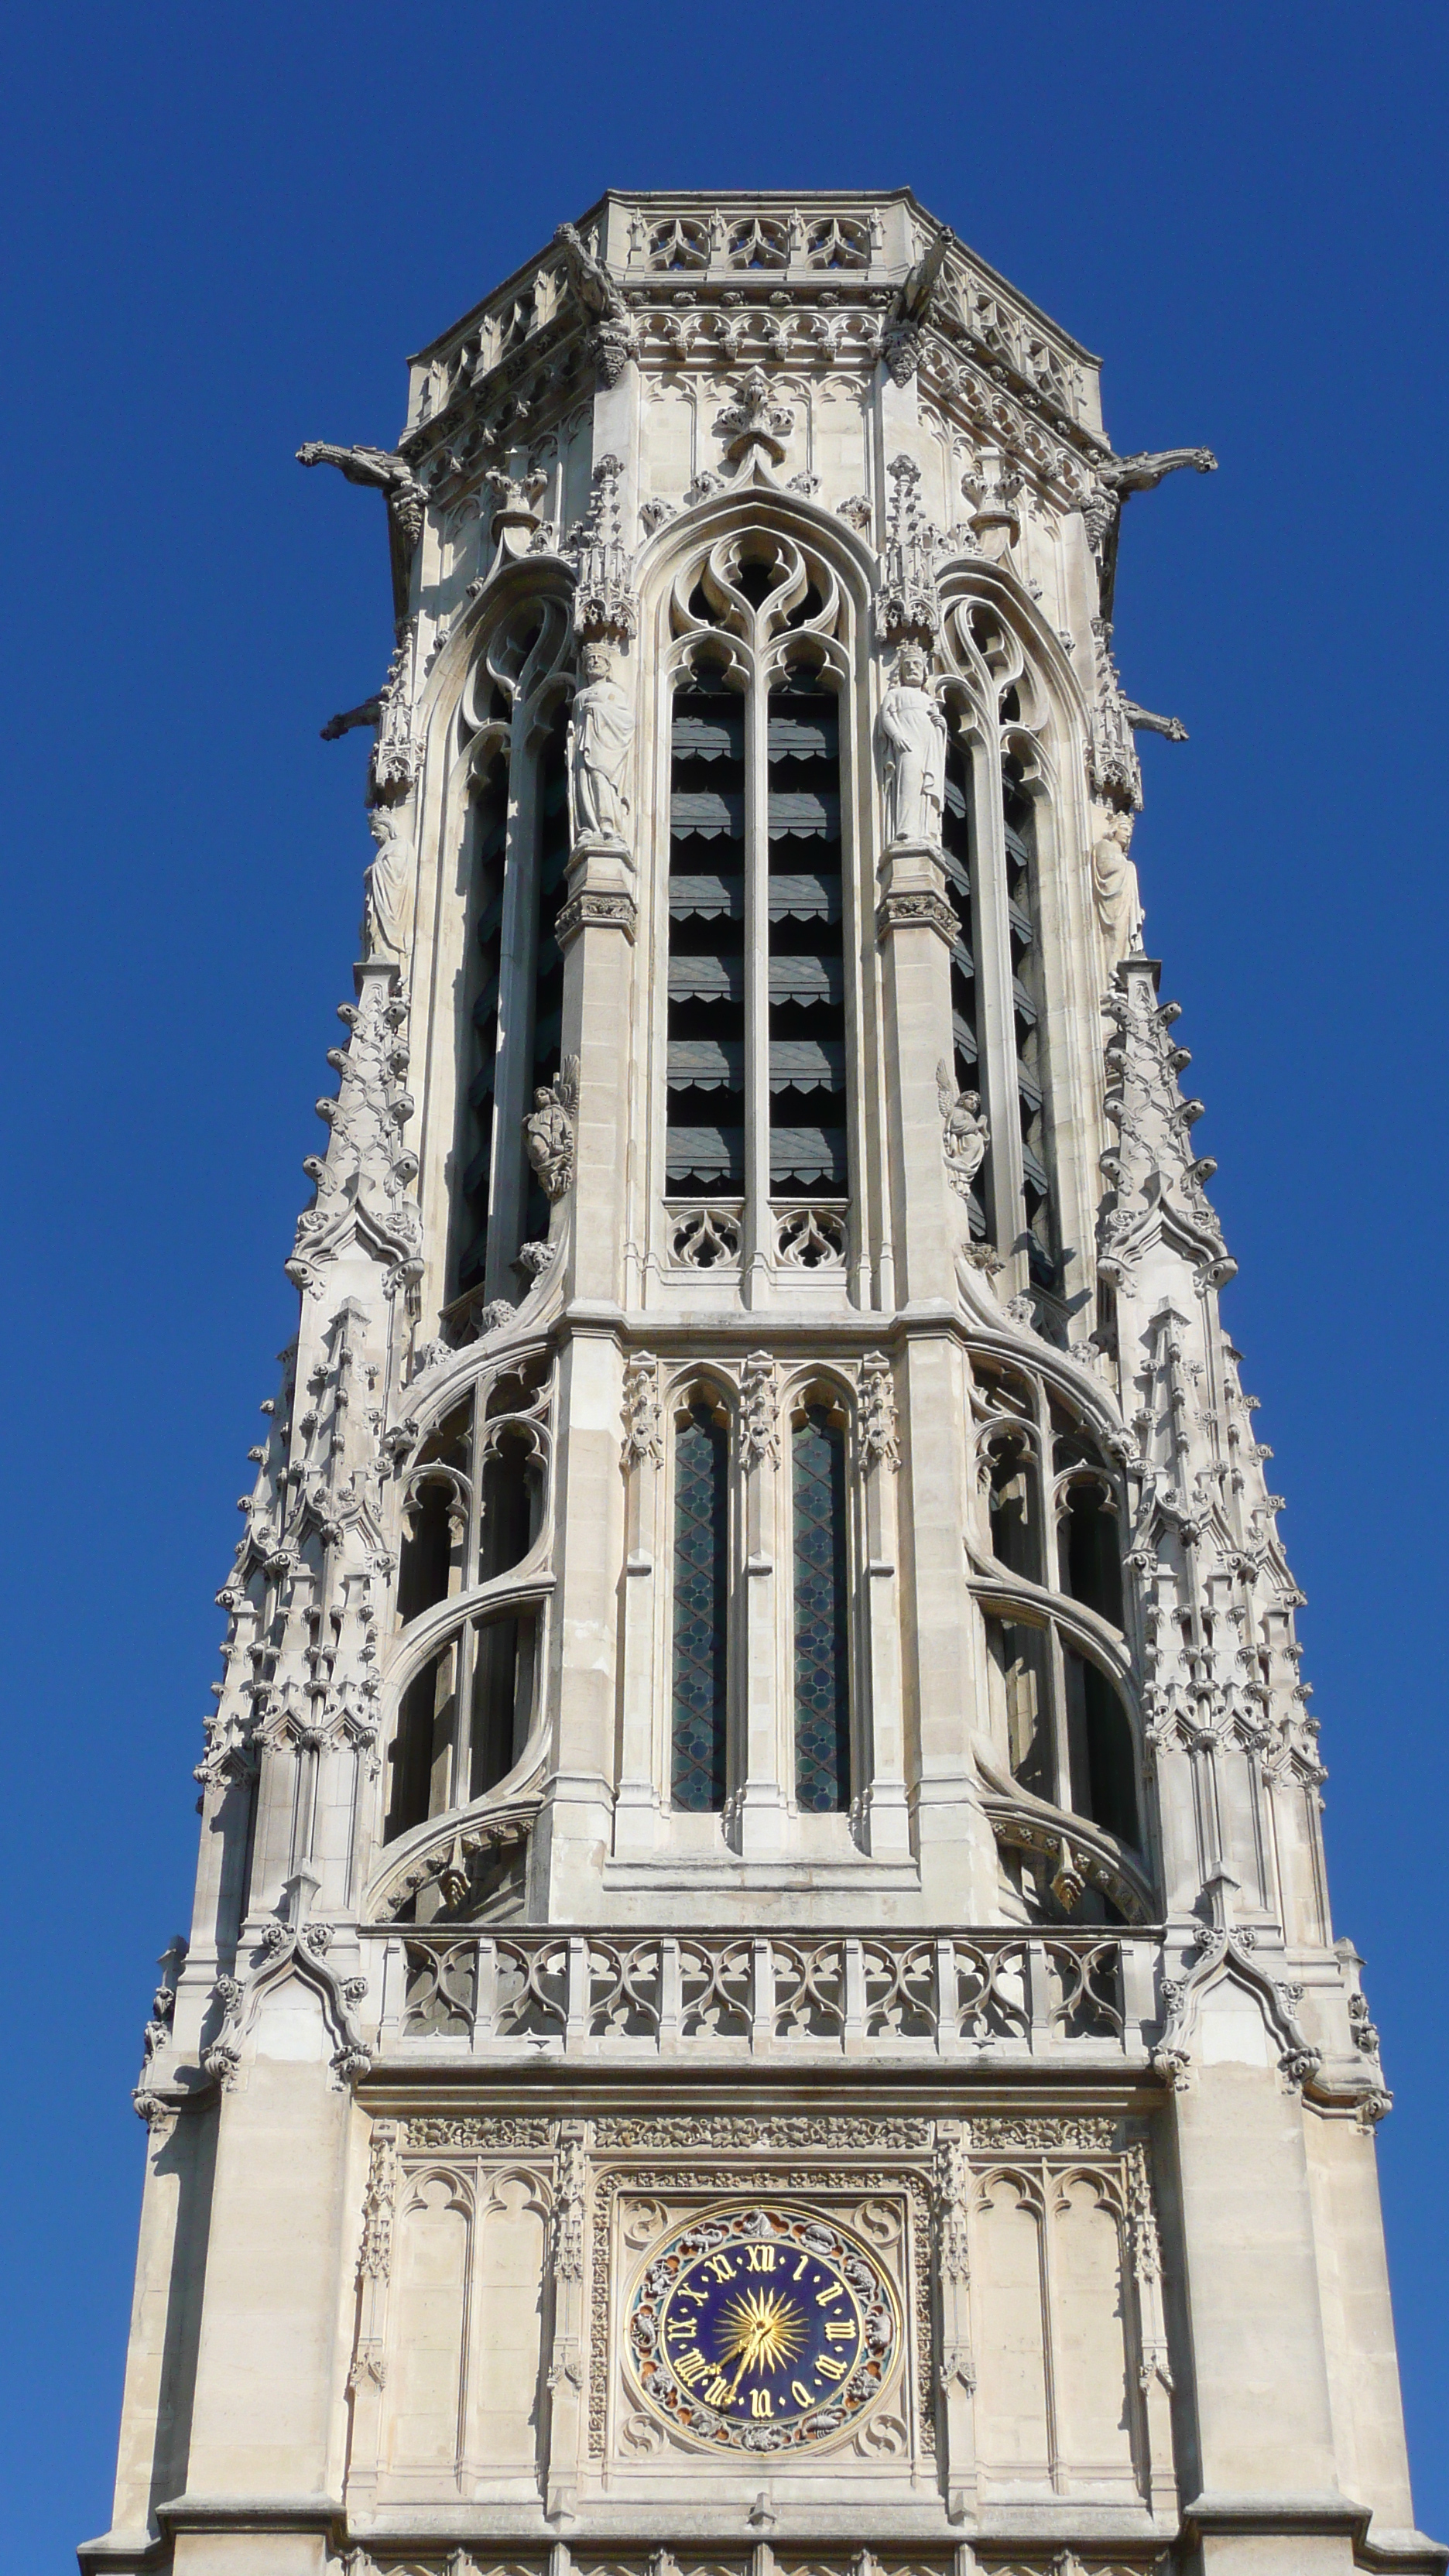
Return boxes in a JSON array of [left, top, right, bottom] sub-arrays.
[[320, 696, 382, 743], [553, 222, 636, 385], [296, 440, 426, 625], [883, 225, 957, 384], [1086, 445, 1217, 619], [553, 221, 628, 322], [1123, 699, 1189, 743]]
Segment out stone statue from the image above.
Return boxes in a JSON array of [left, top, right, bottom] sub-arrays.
[[878, 647, 947, 846], [523, 1057, 581, 1203], [362, 806, 415, 960], [937, 1063, 990, 1200], [1091, 810, 1144, 958], [568, 644, 635, 845]]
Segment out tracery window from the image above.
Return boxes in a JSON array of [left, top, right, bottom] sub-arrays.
[[450, 603, 573, 1305], [941, 739, 988, 1242], [972, 1353, 1143, 1914], [792, 1397, 851, 1812], [385, 1358, 553, 1847], [670, 1394, 730, 1811], [1003, 769, 1056, 1287], [454, 747, 509, 1293], [664, 529, 855, 1267], [938, 601, 1063, 1293]]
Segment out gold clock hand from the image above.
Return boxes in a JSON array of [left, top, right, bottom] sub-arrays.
[[725, 2317, 765, 2402]]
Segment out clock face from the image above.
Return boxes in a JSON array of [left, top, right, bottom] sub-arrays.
[[625, 2201, 899, 2454]]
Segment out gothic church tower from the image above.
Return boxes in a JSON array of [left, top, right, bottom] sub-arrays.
[[85, 191, 1441, 2576]]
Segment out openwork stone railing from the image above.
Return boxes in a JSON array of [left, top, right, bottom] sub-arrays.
[[365, 1927, 1163, 2062]]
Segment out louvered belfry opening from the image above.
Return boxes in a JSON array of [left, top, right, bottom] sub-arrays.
[[666, 673, 747, 1202], [1004, 766, 1056, 1287], [768, 672, 848, 1212], [942, 735, 988, 1244], [454, 748, 509, 1293]]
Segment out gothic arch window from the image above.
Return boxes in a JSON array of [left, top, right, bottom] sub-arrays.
[[938, 596, 1067, 1296], [670, 1386, 731, 1811], [384, 1355, 553, 1853], [1003, 762, 1057, 1287], [454, 741, 509, 1294], [448, 598, 573, 1309], [660, 522, 858, 1276], [941, 736, 987, 1242], [971, 1351, 1145, 1913], [790, 1386, 852, 1813]]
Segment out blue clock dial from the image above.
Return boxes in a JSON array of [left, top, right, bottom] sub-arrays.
[[626, 2201, 899, 2453]]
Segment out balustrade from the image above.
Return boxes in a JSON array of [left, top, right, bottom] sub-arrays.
[[365, 1924, 1161, 2062]]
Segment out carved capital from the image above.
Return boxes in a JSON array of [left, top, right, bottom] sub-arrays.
[[875, 888, 955, 947], [556, 890, 638, 949]]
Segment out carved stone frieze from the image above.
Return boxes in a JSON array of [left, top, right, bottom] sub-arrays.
[[593, 2114, 932, 2152], [406, 2114, 553, 2150]]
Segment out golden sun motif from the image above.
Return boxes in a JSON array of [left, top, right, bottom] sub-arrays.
[[718, 2285, 807, 2384]]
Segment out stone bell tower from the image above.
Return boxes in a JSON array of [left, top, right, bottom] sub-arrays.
[[84, 191, 1440, 2576]]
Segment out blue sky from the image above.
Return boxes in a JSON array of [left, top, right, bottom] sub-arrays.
[[4, 3, 1446, 2559]]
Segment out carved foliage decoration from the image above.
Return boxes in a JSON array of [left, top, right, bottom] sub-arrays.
[[286, 971, 423, 1300], [203, 1877, 372, 2089], [622, 1351, 664, 1468], [1098, 958, 1233, 1295], [858, 1351, 900, 1470]]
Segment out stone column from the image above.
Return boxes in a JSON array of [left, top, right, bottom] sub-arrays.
[[736, 1349, 787, 1858], [614, 1351, 663, 1857], [875, 847, 960, 1306], [557, 831, 637, 1309], [534, 1324, 626, 1917], [857, 1349, 910, 1857]]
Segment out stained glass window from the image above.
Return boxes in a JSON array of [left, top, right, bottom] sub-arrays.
[[671, 1401, 729, 1810], [793, 1404, 851, 1811]]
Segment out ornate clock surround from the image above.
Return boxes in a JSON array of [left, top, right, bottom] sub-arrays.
[[591, 2147, 933, 2470], [624, 2198, 903, 2454]]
